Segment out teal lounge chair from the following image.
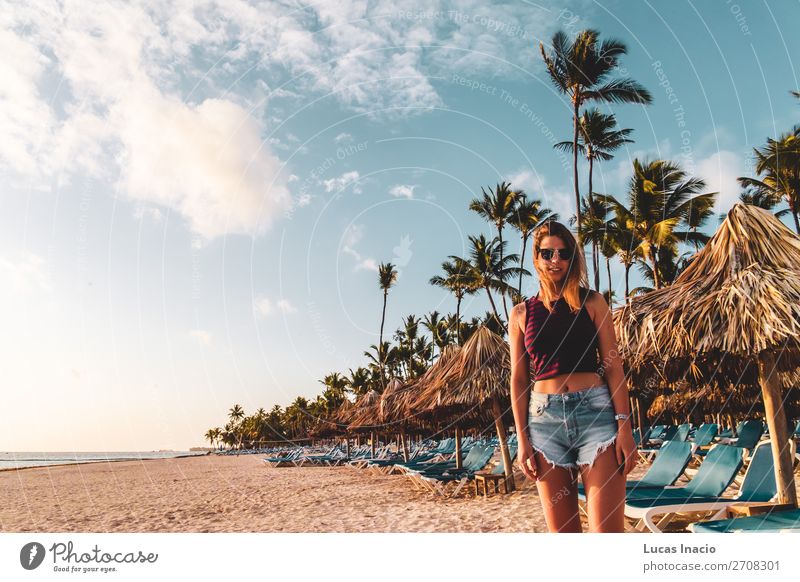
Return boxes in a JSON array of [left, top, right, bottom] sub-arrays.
[[578, 441, 693, 502], [626, 441, 794, 532], [416, 444, 497, 497], [689, 507, 800, 533]]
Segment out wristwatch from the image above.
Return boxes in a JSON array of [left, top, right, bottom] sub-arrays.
[[614, 413, 630, 422]]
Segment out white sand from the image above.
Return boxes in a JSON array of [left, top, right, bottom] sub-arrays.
[[0, 454, 656, 532]]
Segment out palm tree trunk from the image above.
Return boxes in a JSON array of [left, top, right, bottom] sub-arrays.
[[379, 291, 388, 388], [517, 233, 529, 297], [455, 294, 462, 346], [625, 262, 631, 302], [498, 225, 510, 323], [491, 397, 515, 491], [650, 247, 661, 289], [588, 155, 600, 292], [484, 286, 502, 325], [606, 256, 612, 308], [572, 98, 582, 231]]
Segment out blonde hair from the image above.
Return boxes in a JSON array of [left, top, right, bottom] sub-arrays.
[[532, 221, 589, 313]]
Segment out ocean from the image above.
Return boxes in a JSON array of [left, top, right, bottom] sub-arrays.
[[0, 451, 206, 470]]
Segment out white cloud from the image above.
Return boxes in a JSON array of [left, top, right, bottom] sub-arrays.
[[1, 2, 292, 241], [696, 150, 744, 214], [389, 184, 416, 199], [254, 296, 297, 317], [323, 170, 361, 194], [341, 223, 378, 272], [334, 132, 353, 143], [507, 168, 573, 223], [189, 329, 212, 345], [0, 252, 51, 294], [253, 296, 272, 318]]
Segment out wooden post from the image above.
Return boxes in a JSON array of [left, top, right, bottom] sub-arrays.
[[492, 396, 516, 491], [370, 430, 375, 458], [400, 431, 409, 462], [344, 436, 350, 459], [757, 351, 798, 507], [454, 426, 463, 470]]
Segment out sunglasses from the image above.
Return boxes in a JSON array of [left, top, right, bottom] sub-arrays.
[[537, 247, 573, 261]]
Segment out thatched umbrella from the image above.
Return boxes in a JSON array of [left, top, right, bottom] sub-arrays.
[[412, 327, 516, 489], [615, 203, 800, 505], [380, 378, 411, 460], [347, 389, 382, 456], [406, 344, 474, 468]]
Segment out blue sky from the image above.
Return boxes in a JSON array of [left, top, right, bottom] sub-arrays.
[[1, 0, 798, 450]]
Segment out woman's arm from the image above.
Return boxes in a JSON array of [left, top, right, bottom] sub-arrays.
[[509, 303, 532, 443], [509, 303, 538, 480], [589, 291, 637, 475]]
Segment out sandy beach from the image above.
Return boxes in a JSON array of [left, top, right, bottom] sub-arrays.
[[0, 454, 655, 533]]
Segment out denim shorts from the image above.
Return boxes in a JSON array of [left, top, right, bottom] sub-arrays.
[[527, 384, 619, 470]]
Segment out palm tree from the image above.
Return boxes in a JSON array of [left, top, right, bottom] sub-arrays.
[[228, 404, 245, 423], [540, 29, 652, 232], [429, 257, 479, 345], [603, 214, 645, 302], [507, 194, 558, 296], [597, 159, 716, 289], [556, 109, 634, 289], [204, 428, 217, 449], [319, 372, 348, 415], [469, 182, 523, 321], [450, 235, 527, 328], [422, 311, 448, 361], [377, 262, 398, 388], [738, 126, 800, 233], [347, 366, 371, 398]]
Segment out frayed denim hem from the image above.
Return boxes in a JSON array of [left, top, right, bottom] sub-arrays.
[[529, 442, 580, 471], [576, 434, 618, 469]]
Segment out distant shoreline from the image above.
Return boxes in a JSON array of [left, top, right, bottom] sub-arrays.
[[0, 452, 206, 473]]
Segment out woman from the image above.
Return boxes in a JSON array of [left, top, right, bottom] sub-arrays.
[[509, 220, 637, 532]]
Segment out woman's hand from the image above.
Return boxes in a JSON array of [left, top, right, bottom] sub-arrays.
[[517, 441, 539, 481], [615, 426, 638, 475]]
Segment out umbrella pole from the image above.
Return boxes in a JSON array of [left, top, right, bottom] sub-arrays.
[[370, 431, 375, 458], [345, 436, 350, 459], [400, 431, 409, 462], [757, 351, 798, 507], [492, 397, 516, 492], [454, 426, 463, 470]]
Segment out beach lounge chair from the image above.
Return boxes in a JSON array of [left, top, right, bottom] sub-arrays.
[[688, 507, 800, 533], [578, 441, 694, 504], [625, 441, 794, 532], [262, 448, 303, 467], [418, 444, 497, 497], [717, 419, 764, 449], [638, 424, 685, 462]]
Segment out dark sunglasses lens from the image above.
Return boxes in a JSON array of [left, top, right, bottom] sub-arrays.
[[540, 249, 571, 261]]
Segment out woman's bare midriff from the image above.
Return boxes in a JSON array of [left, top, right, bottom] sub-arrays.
[[532, 371, 604, 394]]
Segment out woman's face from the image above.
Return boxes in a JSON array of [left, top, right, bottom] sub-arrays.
[[536, 235, 571, 284]]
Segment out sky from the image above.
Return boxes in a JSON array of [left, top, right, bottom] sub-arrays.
[[1, 0, 799, 451]]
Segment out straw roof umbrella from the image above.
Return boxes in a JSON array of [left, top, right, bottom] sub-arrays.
[[405, 344, 477, 468], [380, 378, 411, 460], [413, 327, 516, 489], [347, 389, 382, 457], [615, 203, 800, 505]]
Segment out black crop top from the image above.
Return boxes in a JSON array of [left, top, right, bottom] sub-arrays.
[[524, 287, 601, 381]]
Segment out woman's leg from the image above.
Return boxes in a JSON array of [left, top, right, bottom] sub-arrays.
[[533, 452, 582, 533], [579, 445, 626, 532]]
